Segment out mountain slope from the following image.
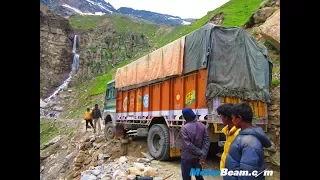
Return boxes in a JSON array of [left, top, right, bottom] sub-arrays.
[[67, 14, 173, 91], [118, 7, 192, 26], [46, 0, 193, 26], [68, 14, 173, 45], [48, 0, 118, 17]]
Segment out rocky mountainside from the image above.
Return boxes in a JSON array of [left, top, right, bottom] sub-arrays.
[[69, 18, 157, 86], [117, 7, 193, 26], [40, 3, 75, 99], [244, 0, 280, 166]]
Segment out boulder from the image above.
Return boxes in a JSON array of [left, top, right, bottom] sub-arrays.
[[259, 9, 280, 50]]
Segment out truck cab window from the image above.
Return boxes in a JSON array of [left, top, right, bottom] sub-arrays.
[[110, 88, 113, 98], [113, 87, 117, 98], [106, 89, 110, 99]]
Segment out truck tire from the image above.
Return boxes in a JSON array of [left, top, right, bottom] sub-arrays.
[[104, 122, 115, 140], [147, 124, 170, 160]]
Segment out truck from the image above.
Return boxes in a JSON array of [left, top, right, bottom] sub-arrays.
[[102, 23, 273, 160]]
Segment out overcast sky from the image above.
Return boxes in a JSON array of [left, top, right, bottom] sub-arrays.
[[106, 0, 230, 19]]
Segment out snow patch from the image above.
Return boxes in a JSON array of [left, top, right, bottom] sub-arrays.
[[181, 20, 191, 25], [62, 4, 105, 16]]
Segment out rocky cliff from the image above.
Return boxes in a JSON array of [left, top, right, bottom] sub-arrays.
[[244, 0, 280, 166], [69, 19, 153, 85], [40, 3, 74, 99]]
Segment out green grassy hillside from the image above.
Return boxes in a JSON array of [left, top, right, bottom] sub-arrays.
[[69, 14, 173, 45]]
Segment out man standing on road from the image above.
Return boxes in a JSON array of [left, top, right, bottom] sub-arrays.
[[180, 108, 210, 180], [217, 103, 240, 170], [92, 104, 102, 134], [224, 102, 272, 180]]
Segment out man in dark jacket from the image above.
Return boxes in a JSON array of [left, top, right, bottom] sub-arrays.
[[92, 104, 102, 134], [224, 102, 272, 180], [180, 108, 210, 180]]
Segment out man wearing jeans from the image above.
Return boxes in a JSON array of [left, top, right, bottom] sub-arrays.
[[92, 104, 102, 134], [180, 108, 210, 180]]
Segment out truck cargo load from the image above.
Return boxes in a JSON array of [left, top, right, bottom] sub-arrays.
[[115, 24, 272, 103], [115, 37, 185, 89]]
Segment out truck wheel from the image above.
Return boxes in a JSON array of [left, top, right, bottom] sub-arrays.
[[104, 122, 115, 140], [147, 124, 170, 160]]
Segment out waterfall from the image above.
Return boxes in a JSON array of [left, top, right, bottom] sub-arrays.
[[44, 35, 80, 103], [44, 71, 73, 102], [72, 35, 77, 53], [72, 34, 80, 71], [72, 54, 80, 71]]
